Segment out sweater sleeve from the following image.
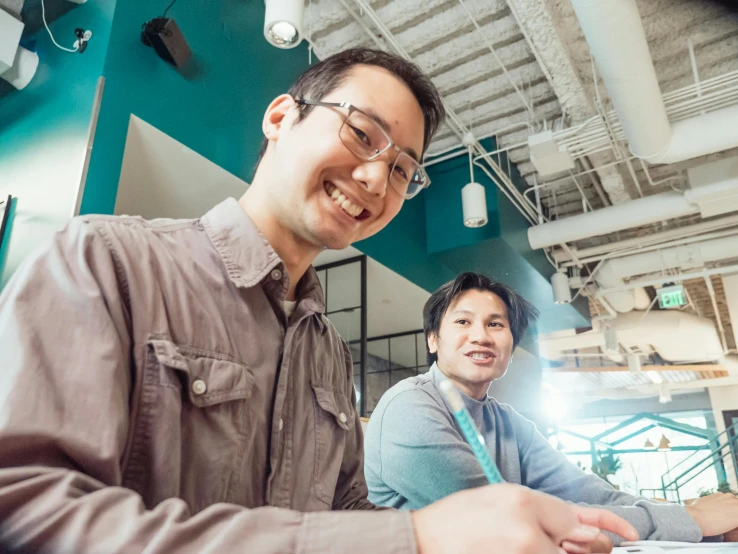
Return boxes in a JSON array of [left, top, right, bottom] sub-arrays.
[[512, 407, 703, 544]]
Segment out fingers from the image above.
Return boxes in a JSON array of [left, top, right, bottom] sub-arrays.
[[562, 533, 613, 554], [527, 490, 581, 544], [574, 506, 639, 542], [562, 541, 592, 554]]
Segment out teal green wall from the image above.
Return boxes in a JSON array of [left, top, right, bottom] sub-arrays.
[[80, 0, 309, 215], [0, 0, 116, 287]]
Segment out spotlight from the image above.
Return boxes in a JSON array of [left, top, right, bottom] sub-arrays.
[[627, 353, 642, 373], [551, 271, 571, 304], [658, 384, 672, 404], [462, 182, 488, 227], [461, 136, 488, 228], [264, 0, 304, 49]]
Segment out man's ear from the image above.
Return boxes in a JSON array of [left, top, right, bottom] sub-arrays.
[[428, 333, 438, 355], [262, 94, 298, 141]]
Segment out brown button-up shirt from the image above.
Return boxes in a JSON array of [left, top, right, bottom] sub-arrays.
[[0, 198, 416, 553]]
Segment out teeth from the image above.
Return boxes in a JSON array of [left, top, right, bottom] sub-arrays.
[[324, 182, 363, 219], [471, 353, 489, 359]]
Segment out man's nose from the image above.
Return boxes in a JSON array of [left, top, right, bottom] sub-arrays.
[[352, 159, 389, 198]]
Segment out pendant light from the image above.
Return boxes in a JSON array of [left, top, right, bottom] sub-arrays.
[[461, 138, 487, 228], [264, 0, 304, 49]]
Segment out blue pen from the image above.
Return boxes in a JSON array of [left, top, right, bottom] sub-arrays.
[[439, 379, 504, 484]]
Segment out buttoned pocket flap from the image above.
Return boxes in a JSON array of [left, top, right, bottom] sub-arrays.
[[148, 339, 254, 407], [311, 382, 356, 431]]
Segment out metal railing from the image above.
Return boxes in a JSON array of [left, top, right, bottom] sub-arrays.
[[657, 420, 738, 502]]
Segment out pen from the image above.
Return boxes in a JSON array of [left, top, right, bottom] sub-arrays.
[[439, 379, 504, 484]]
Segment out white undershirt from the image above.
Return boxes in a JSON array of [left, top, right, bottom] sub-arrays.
[[283, 300, 297, 319]]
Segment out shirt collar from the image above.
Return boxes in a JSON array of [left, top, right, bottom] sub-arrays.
[[201, 198, 325, 312], [430, 362, 487, 422]]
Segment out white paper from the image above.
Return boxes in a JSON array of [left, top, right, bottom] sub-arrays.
[[615, 541, 738, 553]]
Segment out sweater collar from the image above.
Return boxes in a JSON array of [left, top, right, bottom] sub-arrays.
[[429, 362, 487, 423]]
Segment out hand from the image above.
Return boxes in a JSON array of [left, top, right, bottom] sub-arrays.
[[560, 506, 638, 554], [685, 492, 738, 538], [411, 484, 638, 554], [725, 527, 738, 542]]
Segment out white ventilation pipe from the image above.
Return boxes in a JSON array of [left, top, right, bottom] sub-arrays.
[[528, 179, 738, 250], [539, 311, 724, 363], [590, 234, 738, 312], [570, 0, 738, 165]]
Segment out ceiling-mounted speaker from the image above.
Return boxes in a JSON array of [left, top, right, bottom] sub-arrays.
[[141, 17, 191, 67]]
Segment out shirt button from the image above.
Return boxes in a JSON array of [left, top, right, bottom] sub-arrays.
[[338, 412, 348, 424], [191, 379, 207, 395], [271, 269, 282, 281], [278, 418, 284, 431]]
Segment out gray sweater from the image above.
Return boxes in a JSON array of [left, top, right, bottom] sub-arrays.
[[364, 364, 703, 544]]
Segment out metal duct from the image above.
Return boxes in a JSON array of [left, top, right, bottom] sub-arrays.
[[528, 178, 738, 249], [539, 311, 725, 363], [570, 0, 738, 165], [591, 234, 738, 312]]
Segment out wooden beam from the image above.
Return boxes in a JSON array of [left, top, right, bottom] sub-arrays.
[[549, 365, 727, 373]]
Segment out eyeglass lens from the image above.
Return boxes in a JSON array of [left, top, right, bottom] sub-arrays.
[[338, 109, 427, 198]]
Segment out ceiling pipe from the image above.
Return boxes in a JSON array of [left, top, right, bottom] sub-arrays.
[[540, 311, 725, 364], [529, 179, 738, 249], [570, 0, 738, 165], [583, 234, 738, 313], [552, 215, 738, 264]]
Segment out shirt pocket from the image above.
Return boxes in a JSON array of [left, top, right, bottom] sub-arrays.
[[311, 380, 355, 506], [123, 337, 254, 513]]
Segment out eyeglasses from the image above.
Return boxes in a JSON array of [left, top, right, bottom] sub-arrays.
[[295, 99, 430, 199]]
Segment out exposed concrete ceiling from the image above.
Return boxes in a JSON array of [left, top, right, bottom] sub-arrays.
[[306, 0, 738, 221]]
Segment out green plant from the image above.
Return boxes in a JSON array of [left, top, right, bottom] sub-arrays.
[[591, 450, 622, 486], [699, 481, 738, 497]]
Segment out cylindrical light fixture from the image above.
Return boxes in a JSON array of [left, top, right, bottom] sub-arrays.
[[462, 182, 488, 227], [0, 46, 39, 90], [462, 145, 487, 228], [264, 0, 304, 49], [603, 326, 619, 354], [551, 271, 571, 304], [627, 353, 642, 373], [658, 384, 672, 404]]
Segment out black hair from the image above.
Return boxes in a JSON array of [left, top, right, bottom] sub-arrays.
[[423, 272, 539, 366], [253, 47, 445, 174]]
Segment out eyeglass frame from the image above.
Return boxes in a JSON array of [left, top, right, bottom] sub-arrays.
[[294, 99, 431, 199]]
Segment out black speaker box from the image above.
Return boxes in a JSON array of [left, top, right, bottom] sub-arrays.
[[142, 18, 191, 67]]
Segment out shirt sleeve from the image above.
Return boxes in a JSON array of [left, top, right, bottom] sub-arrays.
[[513, 408, 703, 544], [371, 388, 493, 510], [0, 219, 416, 554]]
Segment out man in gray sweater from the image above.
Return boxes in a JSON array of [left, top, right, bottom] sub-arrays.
[[365, 272, 738, 551]]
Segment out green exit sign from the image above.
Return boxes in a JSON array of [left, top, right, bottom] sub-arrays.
[[658, 285, 687, 309]]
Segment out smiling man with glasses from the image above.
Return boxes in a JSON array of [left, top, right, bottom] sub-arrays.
[[0, 47, 636, 554]]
